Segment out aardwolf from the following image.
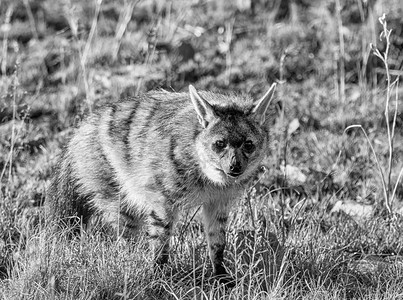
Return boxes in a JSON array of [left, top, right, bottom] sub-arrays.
[[47, 84, 276, 283]]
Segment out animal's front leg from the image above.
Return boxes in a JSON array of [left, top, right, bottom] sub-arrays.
[[147, 209, 173, 268], [202, 202, 233, 283]]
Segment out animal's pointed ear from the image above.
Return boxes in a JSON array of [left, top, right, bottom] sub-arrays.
[[251, 83, 277, 125], [189, 85, 217, 128]]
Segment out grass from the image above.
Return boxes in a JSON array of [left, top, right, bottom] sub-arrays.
[[1, 0, 403, 299]]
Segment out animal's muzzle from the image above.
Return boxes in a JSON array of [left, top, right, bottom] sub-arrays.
[[227, 157, 244, 177]]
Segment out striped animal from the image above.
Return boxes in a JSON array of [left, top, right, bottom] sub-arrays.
[[47, 84, 276, 284]]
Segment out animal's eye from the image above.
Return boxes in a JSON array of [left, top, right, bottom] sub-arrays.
[[214, 140, 226, 150], [244, 140, 255, 152]]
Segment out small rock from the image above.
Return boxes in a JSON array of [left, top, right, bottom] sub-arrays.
[[331, 200, 373, 220], [287, 118, 300, 135], [280, 164, 307, 183]]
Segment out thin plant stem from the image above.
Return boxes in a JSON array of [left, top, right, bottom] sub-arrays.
[[391, 167, 403, 204], [381, 18, 393, 207], [23, 0, 39, 40], [0, 73, 21, 185], [371, 15, 400, 211], [1, 4, 13, 76], [390, 79, 401, 203], [112, 0, 138, 61], [344, 125, 390, 213], [80, 0, 103, 113], [81, 0, 103, 66], [8, 78, 17, 183], [390, 78, 399, 142], [335, 0, 346, 105]]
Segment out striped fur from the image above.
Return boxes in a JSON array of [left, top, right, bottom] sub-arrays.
[[46, 84, 276, 282]]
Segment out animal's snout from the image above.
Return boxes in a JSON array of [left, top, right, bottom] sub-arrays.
[[228, 157, 243, 177], [229, 162, 242, 174]]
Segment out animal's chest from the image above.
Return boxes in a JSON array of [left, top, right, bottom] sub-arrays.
[[179, 184, 245, 209]]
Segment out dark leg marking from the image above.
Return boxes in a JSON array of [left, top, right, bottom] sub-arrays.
[[211, 242, 226, 274], [149, 210, 172, 229], [216, 215, 228, 224]]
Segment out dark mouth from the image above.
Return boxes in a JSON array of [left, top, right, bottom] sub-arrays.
[[216, 168, 243, 179], [226, 172, 243, 178]]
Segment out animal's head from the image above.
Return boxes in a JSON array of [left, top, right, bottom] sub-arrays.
[[190, 84, 276, 185]]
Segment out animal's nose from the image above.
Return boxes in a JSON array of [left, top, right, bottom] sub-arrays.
[[229, 161, 242, 174]]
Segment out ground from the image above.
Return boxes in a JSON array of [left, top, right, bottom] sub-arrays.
[[1, 0, 403, 299]]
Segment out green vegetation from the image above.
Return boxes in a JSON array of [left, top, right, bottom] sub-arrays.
[[1, 0, 403, 299]]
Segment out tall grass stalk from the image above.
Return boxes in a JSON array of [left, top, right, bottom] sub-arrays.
[[135, 20, 160, 95], [335, 0, 346, 105], [81, 0, 103, 113], [23, 0, 39, 41], [1, 4, 13, 76], [0, 71, 21, 186], [81, 0, 103, 67], [224, 18, 235, 86], [112, 0, 138, 61], [345, 14, 401, 214], [65, 0, 102, 114]]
